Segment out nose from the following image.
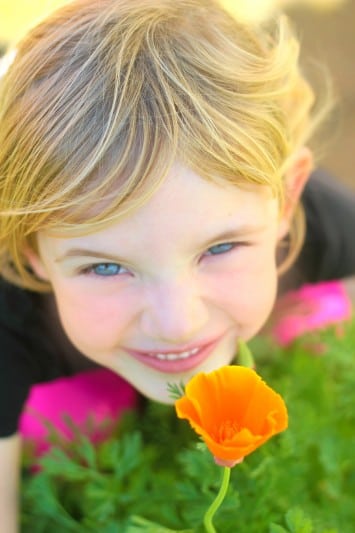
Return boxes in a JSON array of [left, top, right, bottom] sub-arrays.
[[140, 277, 209, 343]]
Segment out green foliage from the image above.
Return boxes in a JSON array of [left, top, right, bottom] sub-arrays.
[[237, 339, 255, 368], [21, 321, 355, 532], [167, 381, 186, 400]]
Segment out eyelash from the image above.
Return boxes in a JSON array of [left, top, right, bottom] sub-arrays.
[[79, 242, 247, 277]]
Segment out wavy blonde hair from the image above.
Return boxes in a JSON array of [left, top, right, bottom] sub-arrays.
[[0, 0, 328, 291]]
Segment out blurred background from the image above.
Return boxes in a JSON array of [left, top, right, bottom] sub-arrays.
[[0, 0, 354, 188], [286, 1, 355, 190]]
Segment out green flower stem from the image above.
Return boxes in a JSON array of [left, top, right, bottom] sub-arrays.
[[237, 339, 255, 368], [203, 466, 231, 533]]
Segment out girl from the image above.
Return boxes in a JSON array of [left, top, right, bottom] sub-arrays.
[[0, 0, 354, 530]]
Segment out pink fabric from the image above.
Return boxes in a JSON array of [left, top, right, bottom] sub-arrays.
[[19, 368, 137, 456], [272, 281, 352, 346]]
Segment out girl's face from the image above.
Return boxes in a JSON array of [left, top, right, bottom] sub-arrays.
[[30, 165, 287, 403]]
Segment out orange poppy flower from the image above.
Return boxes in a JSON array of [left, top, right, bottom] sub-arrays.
[[175, 366, 288, 466]]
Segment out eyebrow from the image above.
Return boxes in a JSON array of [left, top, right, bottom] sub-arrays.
[[55, 249, 125, 263], [55, 224, 267, 263]]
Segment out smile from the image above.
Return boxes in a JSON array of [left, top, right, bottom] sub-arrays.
[[146, 347, 200, 361], [125, 337, 221, 373]]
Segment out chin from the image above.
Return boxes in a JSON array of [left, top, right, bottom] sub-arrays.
[[137, 383, 177, 405], [115, 335, 238, 404]]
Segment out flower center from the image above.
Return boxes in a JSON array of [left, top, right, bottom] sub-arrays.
[[216, 420, 240, 443]]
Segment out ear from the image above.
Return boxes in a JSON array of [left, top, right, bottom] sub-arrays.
[[277, 147, 313, 240], [24, 246, 49, 281]]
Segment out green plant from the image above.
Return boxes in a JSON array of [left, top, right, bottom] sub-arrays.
[[21, 320, 355, 532]]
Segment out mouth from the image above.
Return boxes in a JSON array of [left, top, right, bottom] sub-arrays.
[[125, 337, 221, 373]]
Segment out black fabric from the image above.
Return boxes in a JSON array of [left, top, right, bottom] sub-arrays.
[[280, 169, 355, 292], [0, 169, 355, 437], [298, 169, 355, 280], [0, 282, 63, 436], [0, 281, 98, 437]]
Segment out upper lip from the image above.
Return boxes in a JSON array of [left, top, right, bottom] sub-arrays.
[[126, 336, 220, 355]]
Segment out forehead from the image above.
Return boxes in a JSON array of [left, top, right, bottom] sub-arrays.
[[40, 165, 279, 252], [124, 165, 277, 226]]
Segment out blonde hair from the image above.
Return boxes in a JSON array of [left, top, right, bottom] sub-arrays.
[[0, 0, 327, 291]]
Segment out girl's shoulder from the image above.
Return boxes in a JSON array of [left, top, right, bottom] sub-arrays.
[[279, 169, 355, 293], [0, 278, 37, 331], [0, 279, 61, 438], [0, 282, 39, 437], [300, 169, 355, 282]]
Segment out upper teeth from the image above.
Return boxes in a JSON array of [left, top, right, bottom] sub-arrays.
[[148, 347, 200, 361]]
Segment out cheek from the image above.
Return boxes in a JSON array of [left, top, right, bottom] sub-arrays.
[[219, 269, 277, 311], [51, 283, 135, 352], [207, 246, 278, 318]]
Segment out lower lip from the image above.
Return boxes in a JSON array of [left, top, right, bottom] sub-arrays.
[[126, 338, 221, 374]]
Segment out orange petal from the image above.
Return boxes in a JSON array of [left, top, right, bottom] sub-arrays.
[[175, 365, 288, 462], [180, 367, 262, 430]]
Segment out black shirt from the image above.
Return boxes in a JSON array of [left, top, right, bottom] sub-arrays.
[[1, 169, 355, 437], [280, 169, 355, 291], [0, 282, 101, 436]]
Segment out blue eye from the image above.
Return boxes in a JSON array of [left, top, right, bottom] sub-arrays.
[[91, 263, 124, 276], [205, 243, 235, 256]]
